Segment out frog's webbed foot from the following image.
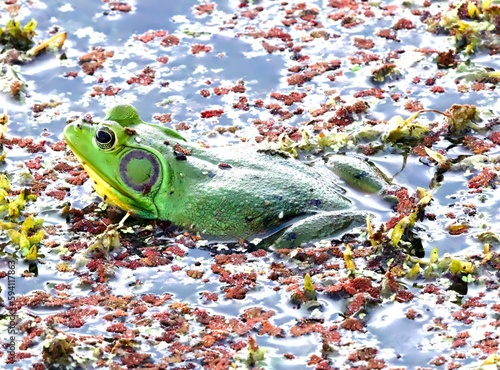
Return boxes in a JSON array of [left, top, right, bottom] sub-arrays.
[[325, 154, 391, 194], [271, 211, 368, 249]]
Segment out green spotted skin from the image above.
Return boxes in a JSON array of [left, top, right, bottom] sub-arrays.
[[158, 145, 351, 239], [64, 105, 388, 246]]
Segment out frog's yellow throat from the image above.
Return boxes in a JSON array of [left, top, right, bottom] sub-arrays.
[[78, 148, 162, 219], [80, 161, 139, 214]]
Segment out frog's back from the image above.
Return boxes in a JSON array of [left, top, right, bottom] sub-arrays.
[[163, 147, 351, 239]]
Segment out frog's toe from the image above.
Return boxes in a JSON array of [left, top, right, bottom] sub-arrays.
[[272, 211, 368, 249]]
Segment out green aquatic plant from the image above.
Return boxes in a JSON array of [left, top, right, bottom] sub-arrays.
[[371, 63, 399, 82], [438, 0, 498, 54], [391, 188, 432, 247], [6, 215, 44, 260], [303, 273, 318, 301], [86, 212, 132, 255], [343, 244, 356, 272], [0, 174, 44, 260], [0, 19, 37, 52], [290, 272, 321, 309], [445, 103, 481, 134], [382, 111, 432, 145], [0, 19, 66, 100], [246, 336, 266, 367], [41, 332, 75, 366], [455, 61, 500, 83], [407, 246, 477, 284]]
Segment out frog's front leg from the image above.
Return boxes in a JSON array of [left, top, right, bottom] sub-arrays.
[[271, 211, 368, 249]]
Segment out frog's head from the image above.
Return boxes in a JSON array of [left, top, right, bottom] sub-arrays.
[[63, 104, 185, 219]]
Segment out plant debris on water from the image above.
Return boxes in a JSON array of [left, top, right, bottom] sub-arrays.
[[1, 0, 500, 369]]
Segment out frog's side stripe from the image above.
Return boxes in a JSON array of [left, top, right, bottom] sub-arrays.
[[119, 150, 160, 193]]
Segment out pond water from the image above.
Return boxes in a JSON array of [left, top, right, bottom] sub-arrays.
[[1, 0, 500, 369]]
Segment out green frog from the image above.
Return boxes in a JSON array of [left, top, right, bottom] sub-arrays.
[[63, 104, 389, 248]]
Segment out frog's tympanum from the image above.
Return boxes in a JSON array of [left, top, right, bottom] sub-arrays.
[[63, 105, 389, 248]]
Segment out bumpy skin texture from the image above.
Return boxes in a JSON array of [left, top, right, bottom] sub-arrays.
[[161, 145, 351, 239], [64, 105, 384, 247]]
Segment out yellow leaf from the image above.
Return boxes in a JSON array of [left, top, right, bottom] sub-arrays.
[[410, 211, 419, 228], [391, 216, 408, 246], [8, 190, 26, 218], [449, 260, 461, 274], [343, 245, 356, 271], [304, 273, 314, 292], [403, 111, 422, 125], [366, 214, 377, 246], [429, 247, 439, 264], [461, 261, 474, 274], [0, 112, 8, 126], [468, 1, 479, 18], [417, 187, 433, 205], [25, 245, 38, 260], [7, 229, 21, 244], [407, 262, 420, 279], [0, 174, 10, 191], [481, 353, 500, 366], [8, 202, 20, 218], [0, 220, 18, 230], [450, 259, 474, 274], [0, 188, 8, 203], [28, 229, 45, 244], [27, 31, 66, 57], [19, 232, 30, 250], [423, 147, 449, 165], [20, 215, 36, 232], [384, 113, 430, 144], [481, 0, 491, 11]]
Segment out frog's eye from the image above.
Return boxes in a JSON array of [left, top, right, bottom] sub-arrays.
[[95, 127, 116, 150]]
